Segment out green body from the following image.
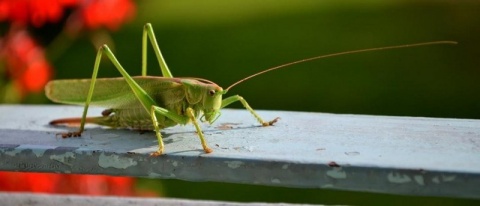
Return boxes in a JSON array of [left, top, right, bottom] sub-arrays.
[[46, 77, 222, 130]]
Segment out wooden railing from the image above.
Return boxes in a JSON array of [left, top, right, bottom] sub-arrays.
[[0, 105, 479, 204]]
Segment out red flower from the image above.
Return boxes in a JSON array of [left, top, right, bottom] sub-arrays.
[[0, 0, 136, 102], [0, 172, 61, 192], [0, 0, 135, 31], [78, 0, 136, 31], [0, 0, 78, 27], [0, 28, 52, 96], [0, 171, 142, 196]]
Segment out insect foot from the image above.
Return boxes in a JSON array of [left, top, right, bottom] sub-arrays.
[[204, 147, 213, 153], [150, 150, 163, 157], [262, 117, 280, 126], [56, 131, 82, 138]]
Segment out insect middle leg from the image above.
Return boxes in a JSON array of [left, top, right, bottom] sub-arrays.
[[150, 106, 213, 156], [221, 95, 279, 126]]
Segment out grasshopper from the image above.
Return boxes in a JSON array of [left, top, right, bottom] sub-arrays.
[[45, 23, 456, 156]]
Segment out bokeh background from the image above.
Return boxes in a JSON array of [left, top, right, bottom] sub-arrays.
[[1, 0, 479, 205]]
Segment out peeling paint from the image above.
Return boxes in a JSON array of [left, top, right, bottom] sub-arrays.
[[432, 175, 457, 184], [388, 172, 411, 184], [149, 172, 162, 178], [148, 172, 176, 178], [326, 168, 347, 179], [98, 153, 137, 169], [224, 161, 244, 169], [321, 184, 334, 188], [282, 164, 289, 169], [129, 147, 156, 154], [271, 178, 281, 184], [18, 145, 52, 157], [414, 175, 424, 186], [50, 152, 75, 166], [442, 175, 456, 182], [4, 149, 21, 157], [167, 159, 179, 167], [242, 146, 254, 152], [345, 151, 360, 156], [30, 149, 47, 157]]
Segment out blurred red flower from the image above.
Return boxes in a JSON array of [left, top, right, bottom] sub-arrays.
[[79, 0, 136, 31], [0, 0, 78, 27], [0, 0, 142, 195], [0, 28, 53, 96], [0, 171, 140, 196], [0, 0, 135, 30], [0, 0, 136, 102]]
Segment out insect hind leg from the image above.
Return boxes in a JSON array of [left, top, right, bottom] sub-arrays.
[[56, 44, 159, 139], [142, 23, 173, 78]]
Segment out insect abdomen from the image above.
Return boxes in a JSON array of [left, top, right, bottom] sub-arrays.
[[103, 107, 178, 130]]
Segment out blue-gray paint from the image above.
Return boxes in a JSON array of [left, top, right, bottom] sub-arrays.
[[0, 105, 479, 199]]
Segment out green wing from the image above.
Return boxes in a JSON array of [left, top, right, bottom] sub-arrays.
[[45, 76, 185, 108]]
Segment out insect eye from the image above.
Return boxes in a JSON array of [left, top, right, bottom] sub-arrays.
[[208, 90, 216, 96]]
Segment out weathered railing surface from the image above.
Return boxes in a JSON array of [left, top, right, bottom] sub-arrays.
[[0, 105, 479, 199], [1, 192, 309, 206]]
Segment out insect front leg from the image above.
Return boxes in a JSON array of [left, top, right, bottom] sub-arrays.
[[150, 106, 213, 156], [221, 95, 279, 126]]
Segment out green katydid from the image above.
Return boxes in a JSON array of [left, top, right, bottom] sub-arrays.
[[45, 23, 456, 156]]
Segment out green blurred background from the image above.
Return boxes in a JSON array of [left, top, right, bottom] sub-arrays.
[[50, 0, 479, 119], [25, 0, 480, 205]]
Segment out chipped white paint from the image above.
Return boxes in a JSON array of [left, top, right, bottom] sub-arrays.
[[414, 175, 424, 186], [167, 159, 179, 167], [326, 168, 347, 179], [431, 175, 457, 184], [345, 151, 360, 156], [18, 145, 53, 157], [4, 149, 21, 157], [271, 178, 281, 184], [224, 160, 244, 169], [50, 152, 75, 166], [98, 153, 137, 169], [31, 149, 46, 157], [148, 172, 162, 178], [388, 172, 412, 184], [442, 175, 456, 182], [148, 172, 175, 178], [243, 146, 254, 152], [321, 184, 334, 188], [129, 147, 156, 154], [282, 164, 289, 169]]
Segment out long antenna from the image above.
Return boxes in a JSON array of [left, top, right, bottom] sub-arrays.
[[226, 41, 457, 91]]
